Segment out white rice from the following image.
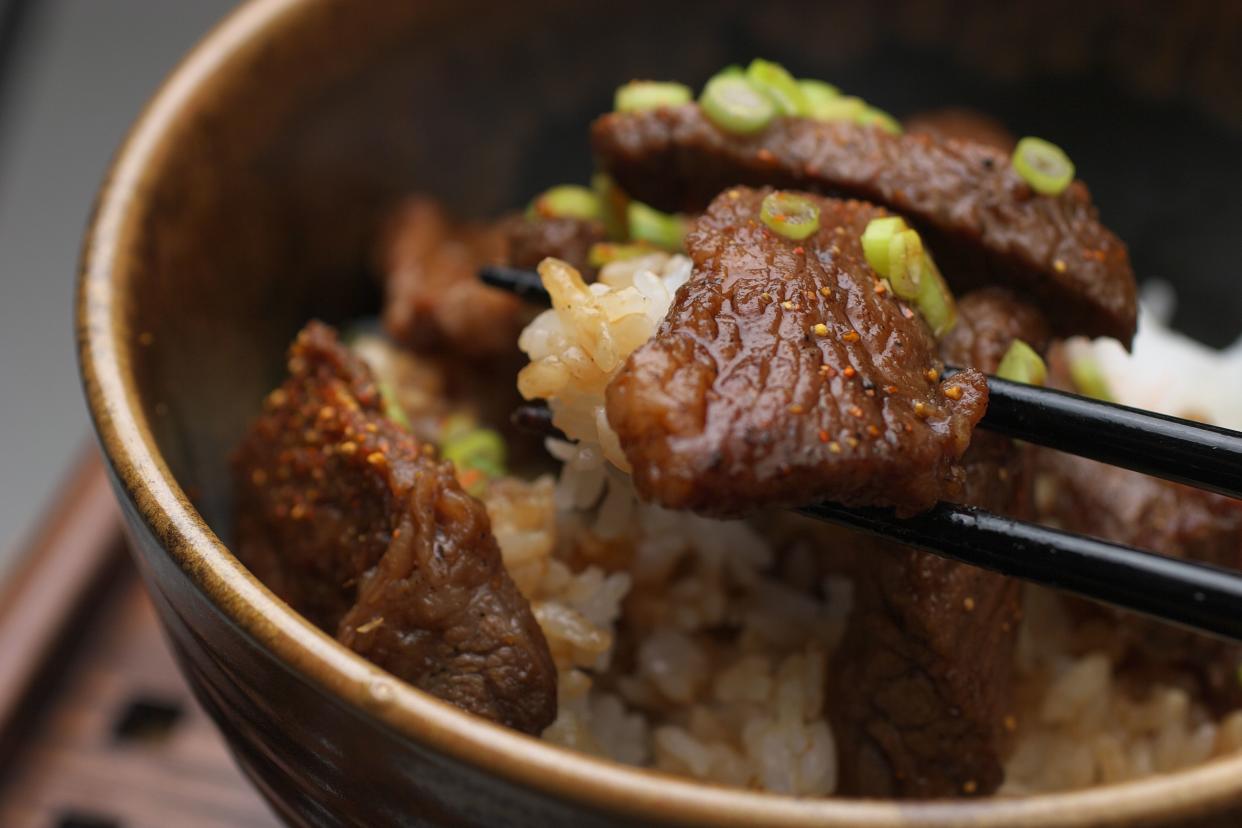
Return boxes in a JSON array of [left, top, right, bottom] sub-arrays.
[[368, 257, 1242, 797]]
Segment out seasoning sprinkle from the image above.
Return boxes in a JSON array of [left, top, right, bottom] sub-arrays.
[[818, 430, 830, 443], [813, 323, 829, 336], [782, 300, 795, 310], [761, 291, 773, 301], [339, 441, 358, 455], [847, 437, 860, 448], [789, 403, 805, 414], [842, 366, 857, 379], [828, 441, 842, 454], [1053, 258, 1068, 273], [366, 451, 387, 466], [792, 246, 805, 255], [819, 286, 832, 297], [926, 368, 939, 382], [884, 385, 899, 394], [962, 780, 978, 795], [866, 424, 881, 437], [944, 385, 964, 401], [848, 405, 864, 418], [963, 596, 976, 612], [913, 401, 930, 418], [841, 330, 860, 343]]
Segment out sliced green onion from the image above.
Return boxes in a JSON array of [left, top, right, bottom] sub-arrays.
[[528, 185, 601, 221], [1012, 136, 1075, 196], [746, 59, 807, 116], [442, 427, 507, 480], [759, 191, 821, 241], [614, 80, 693, 113], [1069, 356, 1113, 401], [886, 228, 925, 300], [627, 202, 686, 250], [807, 94, 866, 123], [858, 106, 902, 135], [376, 379, 410, 429], [798, 79, 840, 110], [591, 172, 630, 240], [997, 339, 1048, 386], [700, 73, 776, 135], [588, 241, 656, 268], [861, 216, 909, 278], [915, 257, 957, 338]]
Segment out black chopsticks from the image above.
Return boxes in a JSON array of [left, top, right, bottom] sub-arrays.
[[483, 263, 1242, 641], [483, 264, 1242, 500], [801, 501, 1242, 642]]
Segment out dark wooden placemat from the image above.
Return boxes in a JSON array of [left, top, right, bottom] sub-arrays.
[[0, 450, 279, 828]]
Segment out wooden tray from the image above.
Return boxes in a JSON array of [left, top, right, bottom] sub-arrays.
[[0, 449, 279, 828]]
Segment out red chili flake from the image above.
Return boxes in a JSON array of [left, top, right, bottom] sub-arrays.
[[842, 366, 857, 379], [866, 424, 881, 437], [818, 430, 830, 443], [874, 281, 888, 295], [841, 330, 860, 343], [864, 388, 876, 397], [793, 246, 805, 255], [818, 364, 837, 378], [848, 405, 864, 418], [884, 385, 899, 394]]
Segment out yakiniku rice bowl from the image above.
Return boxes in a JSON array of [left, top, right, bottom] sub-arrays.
[[350, 251, 1242, 798]]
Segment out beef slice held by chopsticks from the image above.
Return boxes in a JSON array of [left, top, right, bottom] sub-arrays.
[[605, 186, 988, 518]]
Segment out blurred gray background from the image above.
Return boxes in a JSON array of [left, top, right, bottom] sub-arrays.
[[0, 0, 237, 577]]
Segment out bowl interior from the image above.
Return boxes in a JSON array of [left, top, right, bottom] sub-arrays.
[[107, 0, 1242, 819]]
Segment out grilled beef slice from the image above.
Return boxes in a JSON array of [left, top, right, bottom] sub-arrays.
[[829, 289, 1047, 798], [380, 196, 600, 359], [605, 186, 988, 518], [591, 106, 1135, 343], [232, 321, 556, 734]]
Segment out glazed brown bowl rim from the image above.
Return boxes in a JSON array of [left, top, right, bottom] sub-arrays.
[[76, 0, 1242, 824]]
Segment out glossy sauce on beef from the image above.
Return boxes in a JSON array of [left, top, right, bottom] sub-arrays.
[[606, 186, 988, 518], [232, 322, 556, 734], [592, 105, 1135, 342]]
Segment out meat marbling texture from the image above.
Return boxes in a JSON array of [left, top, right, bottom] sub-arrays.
[[830, 289, 1048, 798], [592, 105, 1135, 343], [606, 186, 988, 518], [232, 322, 556, 734]]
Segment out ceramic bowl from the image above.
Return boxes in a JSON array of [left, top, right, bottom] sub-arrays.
[[78, 0, 1242, 824]]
